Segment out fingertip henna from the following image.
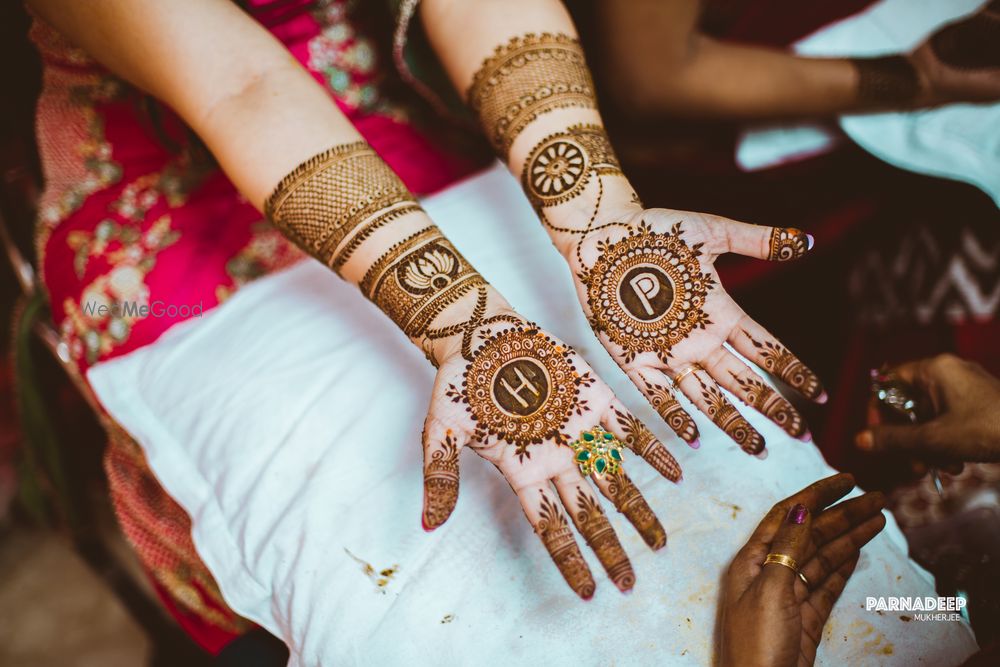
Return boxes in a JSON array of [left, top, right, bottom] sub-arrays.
[[573, 488, 635, 591], [536, 491, 596, 598], [698, 379, 765, 455], [743, 331, 824, 400], [423, 434, 461, 530], [641, 375, 699, 444], [767, 227, 810, 262], [613, 408, 683, 481], [606, 472, 667, 551], [731, 372, 806, 439]]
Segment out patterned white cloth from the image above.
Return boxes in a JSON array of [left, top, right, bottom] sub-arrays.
[[88, 164, 979, 666]]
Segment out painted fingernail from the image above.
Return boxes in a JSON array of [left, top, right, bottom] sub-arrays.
[[816, 390, 829, 404], [689, 438, 701, 450], [787, 504, 808, 525], [856, 431, 874, 451], [806, 234, 815, 250], [799, 430, 814, 443]]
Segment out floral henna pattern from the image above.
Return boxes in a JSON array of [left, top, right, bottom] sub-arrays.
[[536, 491, 595, 599], [457, 326, 591, 457], [742, 330, 824, 400], [604, 471, 666, 550], [730, 372, 805, 439], [422, 431, 460, 529], [573, 489, 634, 591], [522, 124, 621, 211], [581, 221, 715, 364], [612, 408, 683, 481], [768, 228, 810, 262], [698, 378, 764, 455], [639, 374, 699, 444]]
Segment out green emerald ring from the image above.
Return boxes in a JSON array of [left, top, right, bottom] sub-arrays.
[[571, 426, 624, 477]]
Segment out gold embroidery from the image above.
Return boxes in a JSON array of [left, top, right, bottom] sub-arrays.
[[468, 33, 597, 155]]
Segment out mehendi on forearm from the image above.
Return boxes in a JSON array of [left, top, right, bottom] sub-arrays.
[[468, 33, 597, 156], [265, 142, 497, 366], [852, 56, 921, 106]]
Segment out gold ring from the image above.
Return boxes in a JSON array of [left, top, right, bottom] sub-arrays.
[[671, 363, 703, 388], [797, 571, 810, 588], [763, 552, 799, 573], [570, 426, 624, 477]]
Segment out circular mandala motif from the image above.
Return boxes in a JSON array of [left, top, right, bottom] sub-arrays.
[[524, 138, 589, 208], [465, 328, 578, 447], [587, 227, 713, 355]]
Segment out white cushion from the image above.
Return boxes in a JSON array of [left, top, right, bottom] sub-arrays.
[[88, 163, 979, 666]]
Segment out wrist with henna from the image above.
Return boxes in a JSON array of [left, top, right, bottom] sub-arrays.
[[264, 141, 513, 366]]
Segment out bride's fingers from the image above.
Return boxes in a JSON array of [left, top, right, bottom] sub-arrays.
[[604, 399, 683, 482], [591, 468, 667, 550], [552, 469, 635, 593], [702, 348, 808, 440], [730, 316, 827, 403], [629, 367, 700, 447], [517, 483, 596, 599], [673, 366, 766, 455], [421, 418, 466, 530], [709, 216, 812, 262]]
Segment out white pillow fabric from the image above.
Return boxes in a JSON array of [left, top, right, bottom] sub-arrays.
[[88, 163, 979, 666]]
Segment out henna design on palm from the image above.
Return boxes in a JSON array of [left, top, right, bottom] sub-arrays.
[[421, 321, 682, 598]]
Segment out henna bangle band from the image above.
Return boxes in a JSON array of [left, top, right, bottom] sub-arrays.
[[468, 33, 597, 156]]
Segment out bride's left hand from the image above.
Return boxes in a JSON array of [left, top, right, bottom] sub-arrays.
[[565, 205, 825, 455]]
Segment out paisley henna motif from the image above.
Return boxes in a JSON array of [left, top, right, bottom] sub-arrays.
[[698, 378, 764, 455], [730, 372, 805, 439], [536, 491, 595, 599], [639, 374, 699, 444], [604, 471, 666, 550], [423, 431, 461, 529], [573, 489, 634, 590], [612, 408, 682, 481], [742, 330, 824, 400]]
